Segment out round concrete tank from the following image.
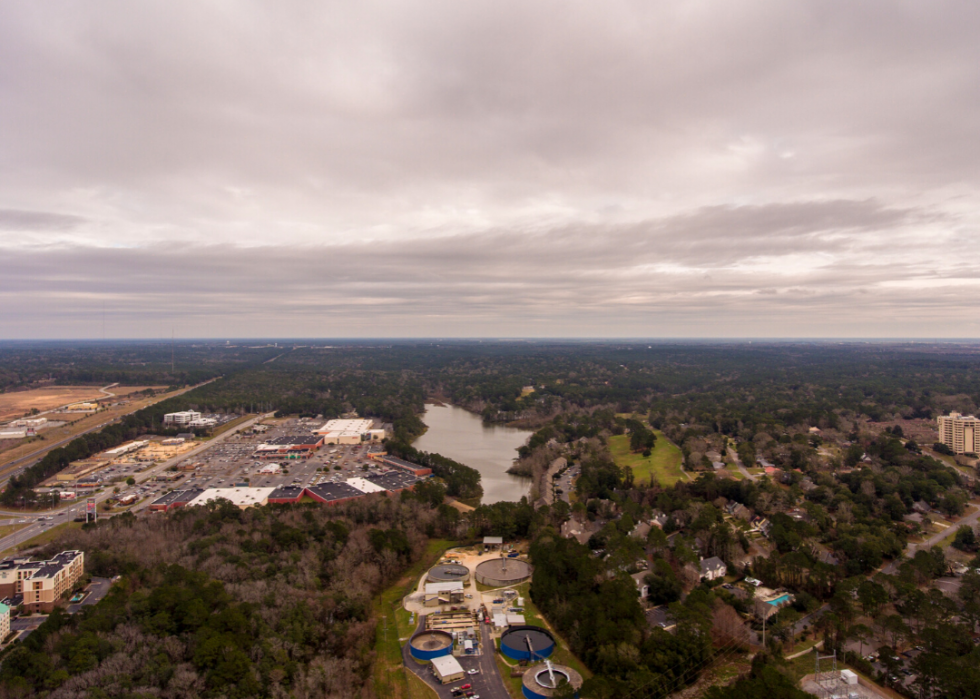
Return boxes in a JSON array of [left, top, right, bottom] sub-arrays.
[[474, 557, 532, 587], [500, 626, 555, 662], [409, 630, 454, 661], [521, 663, 583, 699], [427, 563, 471, 583]]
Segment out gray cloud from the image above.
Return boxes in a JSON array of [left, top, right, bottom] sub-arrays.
[[0, 2, 978, 337], [0, 209, 87, 231], [2, 199, 977, 338]]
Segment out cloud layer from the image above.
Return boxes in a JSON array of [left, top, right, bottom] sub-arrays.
[[1, 2, 979, 337]]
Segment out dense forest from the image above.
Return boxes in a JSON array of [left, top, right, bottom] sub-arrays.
[[0, 494, 443, 698]]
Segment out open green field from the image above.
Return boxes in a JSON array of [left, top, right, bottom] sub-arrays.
[[609, 430, 686, 486], [373, 539, 455, 699]]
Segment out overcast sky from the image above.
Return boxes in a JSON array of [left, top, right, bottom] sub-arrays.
[[2, 2, 979, 339]]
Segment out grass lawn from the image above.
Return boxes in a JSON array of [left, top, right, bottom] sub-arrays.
[[0, 523, 28, 539], [373, 539, 455, 699], [609, 430, 685, 486]]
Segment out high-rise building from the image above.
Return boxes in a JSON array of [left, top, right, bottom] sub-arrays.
[[937, 412, 980, 455]]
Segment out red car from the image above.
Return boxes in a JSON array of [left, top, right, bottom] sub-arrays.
[[461, 685, 471, 690]]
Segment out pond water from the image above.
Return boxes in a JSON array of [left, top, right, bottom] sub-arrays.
[[412, 403, 532, 504]]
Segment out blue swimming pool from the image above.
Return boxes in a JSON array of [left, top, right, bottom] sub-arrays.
[[767, 594, 791, 606]]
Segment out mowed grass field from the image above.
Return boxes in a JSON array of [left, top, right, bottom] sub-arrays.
[[609, 430, 686, 486]]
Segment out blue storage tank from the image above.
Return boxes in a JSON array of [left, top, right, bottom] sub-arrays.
[[500, 626, 555, 661], [409, 630, 453, 661]]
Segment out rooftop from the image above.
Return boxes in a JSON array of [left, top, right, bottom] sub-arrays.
[[187, 487, 276, 508]]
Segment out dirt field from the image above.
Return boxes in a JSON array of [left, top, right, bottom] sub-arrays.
[[0, 385, 166, 422]]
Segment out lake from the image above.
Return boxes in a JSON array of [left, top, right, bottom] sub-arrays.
[[412, 403, 532, 504]]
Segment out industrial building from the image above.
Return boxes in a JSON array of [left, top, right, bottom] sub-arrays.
[[104, 440, 149, 457], [313, 418, 386, 444], [938, 412, 980, 454], [423, 581, 465, 607], [10, 417, 47, 428], [52, 459, 109, 483], [430, 655, 465, 684], [0, 550, 85, 614]]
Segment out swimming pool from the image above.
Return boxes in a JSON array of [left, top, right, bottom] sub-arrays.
[[766, 594, 791, 606]]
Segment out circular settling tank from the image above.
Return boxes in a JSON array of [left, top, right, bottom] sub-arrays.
[[409, 630, 453, 661], [521, 663, 584, 699], [500, 626, 555, 661], [427, 563, 471, 583], [474, 557, 532, 587]]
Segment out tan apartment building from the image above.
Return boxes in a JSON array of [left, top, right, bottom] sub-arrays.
[[937, 412, 980, 455], [0, 550, 85, 613]]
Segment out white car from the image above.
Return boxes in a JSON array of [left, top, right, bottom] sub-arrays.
[[467, 669, 479, 675]]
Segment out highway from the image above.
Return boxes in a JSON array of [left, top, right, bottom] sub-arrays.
[[0, 379, 216, 486], [0, 412, 271, 556]]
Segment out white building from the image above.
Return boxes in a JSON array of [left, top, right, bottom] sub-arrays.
[[104, 440, 149, 457], [313, 418, 383, 444], [346, 477, 387, 494], [186, 487, 276, 509], [164, 411, 202, 426], [10, 417, 47, 428], [258, 463, 281, 475], [937, 412, 980, 455], [431, 655, 465, 684]]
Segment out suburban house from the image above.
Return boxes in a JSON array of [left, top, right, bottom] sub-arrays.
[[699, 556, 727, 581]]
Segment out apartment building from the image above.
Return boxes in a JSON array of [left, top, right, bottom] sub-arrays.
[[937, 412, 980, 455], [0, 602, 9, 641], [0, 550, 85, 613]]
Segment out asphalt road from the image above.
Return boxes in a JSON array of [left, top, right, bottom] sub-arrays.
[[908, 504, 980, 554], [726, 446, 756, 480], [401, 618, 510, 699], [0, 380, 215, 483], [0, 412, 271, 555]]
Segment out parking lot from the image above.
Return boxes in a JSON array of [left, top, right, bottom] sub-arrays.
[[159, 418, 386, 495]]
